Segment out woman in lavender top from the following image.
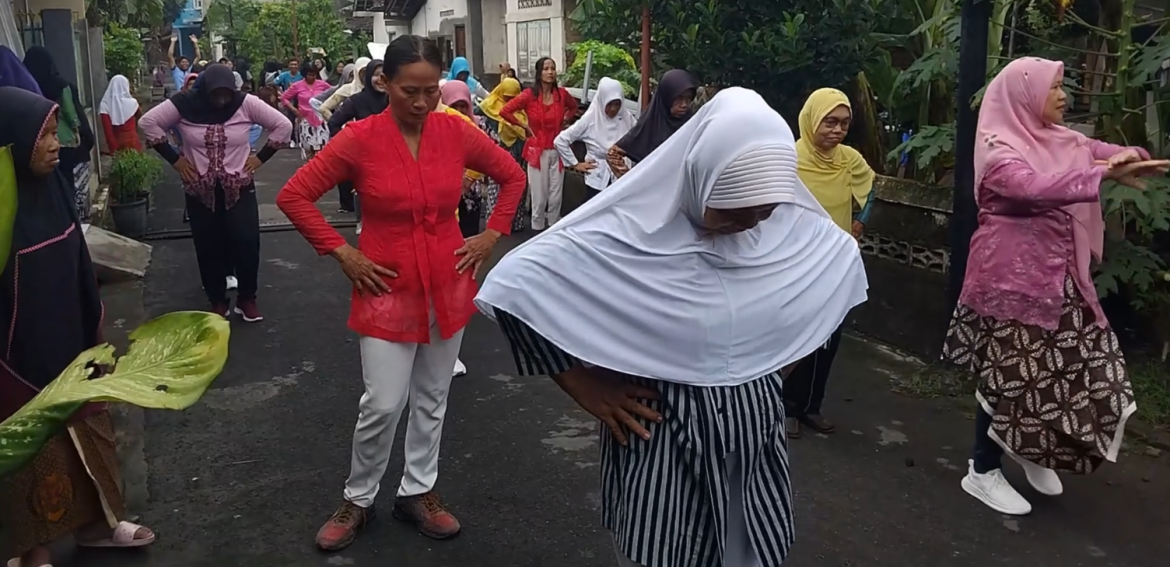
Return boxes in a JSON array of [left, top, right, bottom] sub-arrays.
[[140, 64, 292, 322]]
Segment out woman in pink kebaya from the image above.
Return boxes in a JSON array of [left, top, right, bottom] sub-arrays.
[[942, 56, 1168, 517]]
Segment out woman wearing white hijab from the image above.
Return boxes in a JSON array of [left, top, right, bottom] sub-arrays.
[[319, 57, 370, 121], [554, 77, 635, 200], [476, 88, 868, 567], [98, 74, 142, 153]]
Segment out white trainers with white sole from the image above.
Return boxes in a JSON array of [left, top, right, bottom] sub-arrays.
[[961, 459, 1032, 515]]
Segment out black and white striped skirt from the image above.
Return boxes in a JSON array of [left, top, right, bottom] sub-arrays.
[[494, 309, 794, 567]]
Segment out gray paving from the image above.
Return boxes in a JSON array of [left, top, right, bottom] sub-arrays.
[[64, 151, 1170, 567]]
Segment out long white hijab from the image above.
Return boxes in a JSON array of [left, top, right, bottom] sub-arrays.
[[475, 88, 869, 387], [582, 77, 635, 152], [99, 75, 139, 126]]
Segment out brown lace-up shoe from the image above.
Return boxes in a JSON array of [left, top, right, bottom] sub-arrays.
[[315, 501, 375, 551], [392, 492, 461, 539]]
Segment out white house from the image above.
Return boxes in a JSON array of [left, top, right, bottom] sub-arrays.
[[504, 0, 565, 85]]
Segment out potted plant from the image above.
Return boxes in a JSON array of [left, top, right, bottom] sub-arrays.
[[109, 150, 162, 239]]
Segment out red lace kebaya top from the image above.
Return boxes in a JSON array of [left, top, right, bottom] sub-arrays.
[[499, 86, 578, 168], [100, 114, 142, 153], [276, 111, 527, 344]]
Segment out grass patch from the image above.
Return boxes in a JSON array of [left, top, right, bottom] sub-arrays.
[[1129, 360, 1170, 429], [889, 362, 976, 399]]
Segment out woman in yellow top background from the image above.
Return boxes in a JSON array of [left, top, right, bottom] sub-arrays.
[[786, 87, 876, 439], [478, 77, 529, 233]]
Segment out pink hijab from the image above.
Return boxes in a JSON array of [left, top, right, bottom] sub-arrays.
[[440, 79, 473, 113], [973, 57, 1103, 261]]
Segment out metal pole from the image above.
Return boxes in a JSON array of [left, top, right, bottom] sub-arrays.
[[949, 0, 991, 308], [639, 3, 651, 112], [582, 50, 594, 102]]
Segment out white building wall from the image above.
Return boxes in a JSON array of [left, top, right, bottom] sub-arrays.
[[481, 0, 508, 73], [505, 0, 564, 84], [411, 0, 466, 34]]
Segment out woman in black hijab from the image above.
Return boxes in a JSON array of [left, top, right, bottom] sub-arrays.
[[22, 46, 95, 221], [326, 59, 387, 135], [0, 87, 156, 567], [140, 64, 292, 321], [327, 59, 385, 235], [607, 69, 697, 177]]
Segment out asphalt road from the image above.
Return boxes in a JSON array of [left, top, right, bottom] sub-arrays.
[[63, 150, 1170, 567]]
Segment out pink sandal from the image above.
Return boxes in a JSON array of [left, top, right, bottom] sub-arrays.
[[76, 521, 156, 548]]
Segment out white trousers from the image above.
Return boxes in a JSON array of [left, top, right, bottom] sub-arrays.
[[528, 149, 564, 230], [343, 315, 465, 508], [613, 452, 764, 567]]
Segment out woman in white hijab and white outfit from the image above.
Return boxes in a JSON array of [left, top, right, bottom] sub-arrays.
[[476, 88, 869, 567], [554, 76, 635, 200]]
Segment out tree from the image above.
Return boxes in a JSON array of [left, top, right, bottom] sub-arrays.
[[228, 0, 355, 65], [571, 0, 882, 118], [103, 22, 145, 79]]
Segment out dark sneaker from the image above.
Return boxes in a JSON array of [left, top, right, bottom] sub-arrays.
[[234, 299, 263, 322], [315, 501, 374, 551], [785, 416, 801, 440], [393, 492, 461, 539], [800, 413, 836, 434], [209, 302, 230, 318]]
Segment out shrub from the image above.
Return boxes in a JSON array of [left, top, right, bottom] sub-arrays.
[[562, 40, 640, 99], [103, 22, 144, 81], [110, 150, 163, 203]]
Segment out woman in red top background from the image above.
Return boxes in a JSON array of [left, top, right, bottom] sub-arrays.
[[276, 35, 526, 553], [500, 56, 578, 230], [99, 74, 142, 153]]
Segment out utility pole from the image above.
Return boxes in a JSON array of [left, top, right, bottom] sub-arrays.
[[949, 0, 991, 308], [639, 3, 651, 111]]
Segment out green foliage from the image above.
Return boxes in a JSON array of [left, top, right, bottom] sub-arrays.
[[562, 40, 640, 98], [571, 0, 881, 118], [110, 150, 163, 203], [103, 22, 144, 80], [887, 123, 954, 172], [206, 0, 356, 65], [0, 311, 230, 477], [86, 0, 165, 28]]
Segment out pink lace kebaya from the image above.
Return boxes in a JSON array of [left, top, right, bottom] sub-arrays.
[[960, 57, 1148, 330]]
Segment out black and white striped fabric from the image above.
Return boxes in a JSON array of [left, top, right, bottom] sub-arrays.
[[495, 309, 795, 567]]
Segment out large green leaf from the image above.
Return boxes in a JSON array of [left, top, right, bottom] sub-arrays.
[[0, 311, 230, 477], [0, 145, 15, 275]]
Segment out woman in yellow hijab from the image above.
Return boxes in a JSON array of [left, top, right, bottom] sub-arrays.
[[478, 76, 529, 232], [479, 77, 527, 156], [786, 87, 876, 440]]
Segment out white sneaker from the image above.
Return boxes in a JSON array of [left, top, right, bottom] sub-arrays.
[[226, 275, 239, 290], [961, 459, 1032, 515], [1008, 452, 1063, 496], [453, 358, 467, 377]]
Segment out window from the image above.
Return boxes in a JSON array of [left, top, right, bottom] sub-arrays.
[[515, 19, 550, 84], [193, 0, 203, 9]]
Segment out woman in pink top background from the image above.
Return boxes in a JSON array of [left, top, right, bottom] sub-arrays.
[[140, 63, 293, 322], [941, 57, 1168, 517], [281, 62, 331, 161]]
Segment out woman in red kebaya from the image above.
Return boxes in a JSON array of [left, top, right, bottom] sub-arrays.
[[99, 75, 142, 153], [499, 56, 578, 230], [276, 35, 526, 553]]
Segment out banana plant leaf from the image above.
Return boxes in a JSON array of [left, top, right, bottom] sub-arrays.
[[0, 145, 15, 275], [0, 311, 230, 477]]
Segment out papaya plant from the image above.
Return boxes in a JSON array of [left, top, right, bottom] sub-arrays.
[[0, 311, 231, 477]]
